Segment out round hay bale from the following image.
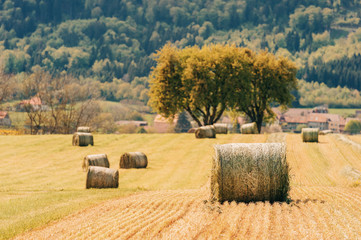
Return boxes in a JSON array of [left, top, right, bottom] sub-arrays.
[[73, 132, 94, 146], [120, 152, 148, 169], [187, 128, 197, 133], [77, 126, 91, 133], [319, 129, 332, 135], [82, 154, 109, 172], [211, 143, 289, 203], [301, 128, 319, 142], [240, 122, 259, 134], [213, 123, 228, 134], [86, 166, 119, 189], [195, 125, 216, 138]]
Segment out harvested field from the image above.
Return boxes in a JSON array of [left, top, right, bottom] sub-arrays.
[[4, 133, 361, 239], [14, 186, 361, 240], [0, 134, 266, 239]]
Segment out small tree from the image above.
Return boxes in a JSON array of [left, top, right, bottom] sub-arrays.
[[344, 120, 361, 134], [174, 111, 192, 133]]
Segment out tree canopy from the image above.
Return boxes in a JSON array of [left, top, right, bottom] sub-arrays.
[[233, 51, 298, 131], [149, 44, 297, 129]]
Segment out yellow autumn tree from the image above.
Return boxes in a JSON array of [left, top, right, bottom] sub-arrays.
[[149, 44, 297, 129]]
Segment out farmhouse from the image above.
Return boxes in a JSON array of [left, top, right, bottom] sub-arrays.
[[153, 114, 178, 133], [17, 97, 48, 111], [0, 111, 11, 127], [276, 107, 346, 133]]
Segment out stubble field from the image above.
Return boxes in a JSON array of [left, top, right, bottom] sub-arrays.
[[1, 133, 361, 239]]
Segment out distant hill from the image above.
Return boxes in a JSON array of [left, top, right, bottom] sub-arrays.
[[1, 0, 361, 97]]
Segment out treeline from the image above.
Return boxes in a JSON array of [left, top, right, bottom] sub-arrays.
[[0, 68, 150, 134], [296, 80, 361, 108], [1, 0, 360, 84], [299, 54, 361, 90]]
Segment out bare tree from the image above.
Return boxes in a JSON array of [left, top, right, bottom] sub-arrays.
[[23, 70, 101, 134], [22, 70, 50, 134]]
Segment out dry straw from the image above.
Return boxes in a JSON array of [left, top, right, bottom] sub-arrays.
[[77, 126, 91, 133], [213, 123, 228, 134], [72, 132, 94, 146], [241, 122, 259, 134], [86, 166, 119, 189], [120, 152, 148, 169], [195, 125, 216, 138], [211, 143, 289, 203], [301, 128, 319, 142], [82, 154, 109, 172]]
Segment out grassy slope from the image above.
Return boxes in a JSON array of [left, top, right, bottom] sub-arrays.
[[0, 133, 266, 239], [328, 108, 361, 117]]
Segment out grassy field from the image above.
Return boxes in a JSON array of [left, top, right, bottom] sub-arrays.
[[0, 133, 266, 239], [2, 133, 361, 239]]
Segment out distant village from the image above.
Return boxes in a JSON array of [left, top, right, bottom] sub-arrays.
[[117, 105, 359, 134], [0, 98, 360, 134]]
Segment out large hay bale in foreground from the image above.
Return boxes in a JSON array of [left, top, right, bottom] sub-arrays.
[[73, 132, 94, 146], [301, 128, 319, 142], [213, 123, 228, 134], [211, 143, 289, 203], [77, 126, 91, 133], [119, 152, 148, 169], [241, 122, 259, 134], [86, 166, 119, 189], [195, 125, 216, 138], [82, 154, 109, 172]]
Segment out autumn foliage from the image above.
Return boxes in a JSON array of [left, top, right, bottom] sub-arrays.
[[149, 44, 297, 130]]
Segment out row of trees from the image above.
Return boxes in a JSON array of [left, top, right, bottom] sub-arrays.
[[22, 70, 100, 134], [0, 69, 100, 134], [149, 44, 297, 132], [296, 80, 361, 108]]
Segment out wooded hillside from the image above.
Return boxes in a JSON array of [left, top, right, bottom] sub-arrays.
[[1, 0, 361, 105]]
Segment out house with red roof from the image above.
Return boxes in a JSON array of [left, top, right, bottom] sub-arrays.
[[17, 97, 48, 111], [0, 111, 11, 127], [275, 107, 346, 133], [153, 114, 179, 133]]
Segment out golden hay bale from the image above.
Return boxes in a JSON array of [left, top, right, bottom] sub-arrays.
[[211, 143, 289, 203], [119, 152, 148, 169], [301, 128, 319, 142], [73, 132, 94, 146], [86, 166, 119, 189], [82, 154, 109, 172], [77, 126, 91, 133], [319, 129, 333, 135], [213, 123, 228, 134], [187, 128, 197, 133], [195, 125, 216, 138], [240, 122, 259, 134]]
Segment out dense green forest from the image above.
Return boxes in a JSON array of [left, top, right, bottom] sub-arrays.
[[299, 54, 361, 90], [1, 0, 361, 106]]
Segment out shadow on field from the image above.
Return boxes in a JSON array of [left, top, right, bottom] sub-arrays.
[[203, 197, 326, 213]]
